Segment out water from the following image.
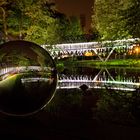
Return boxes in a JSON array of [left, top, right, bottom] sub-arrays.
[[0, 72, 57, 116], [58, 67, 140, 91], [49, 66, 140, 126]]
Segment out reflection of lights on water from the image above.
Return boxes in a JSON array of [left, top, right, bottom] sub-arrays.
[[59, 79, 140, 86], [58, 71, 140, 91], [57, 85, 136, 91], [21, 77, 50, 83]]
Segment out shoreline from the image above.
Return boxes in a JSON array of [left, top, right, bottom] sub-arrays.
[[57, 59, 140, 69]]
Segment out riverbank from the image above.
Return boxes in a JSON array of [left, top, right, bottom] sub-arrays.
[[56, 59, 140, 71]]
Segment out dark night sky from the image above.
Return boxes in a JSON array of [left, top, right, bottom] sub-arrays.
[[52, 0, 93, 33]]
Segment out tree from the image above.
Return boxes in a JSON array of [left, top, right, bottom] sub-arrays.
[[0, 0, 60, 44], [121, 0, 140, 38], [0, 0, 9, 41], [0, 0, 33, 40], [25, 5, 83, 44], [92, 0, 131, 40], [57, 16, 83, 43], [7, 0, 31, 39], [67, 17, 83, 38], [0, 0, 83, 45]]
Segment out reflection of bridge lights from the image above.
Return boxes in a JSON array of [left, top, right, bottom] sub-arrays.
[[58, 68, 140, 91], [21, 78, 50, 83]]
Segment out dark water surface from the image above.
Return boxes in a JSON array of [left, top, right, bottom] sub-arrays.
[[1, 66, 140, 140], [54, 67, 140, 125]]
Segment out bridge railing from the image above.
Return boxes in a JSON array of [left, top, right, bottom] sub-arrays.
[[42, 38, 140, 61]]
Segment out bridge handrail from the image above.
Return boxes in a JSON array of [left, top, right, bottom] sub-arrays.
[[42, 38, 140, 49]]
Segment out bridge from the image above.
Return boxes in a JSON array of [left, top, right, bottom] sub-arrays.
[[42, 38, 140, 61], [0, 66, 51, 80]]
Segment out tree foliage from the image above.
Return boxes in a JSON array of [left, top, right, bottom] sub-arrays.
[[92, 0, 131, 40], [0, 0, 9, 41], [121, 0, 140, 38], [0, 0, 83, 45]]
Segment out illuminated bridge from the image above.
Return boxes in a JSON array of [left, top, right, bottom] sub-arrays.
[[0, 66, 50, 80], [42, 38, 140, 61]]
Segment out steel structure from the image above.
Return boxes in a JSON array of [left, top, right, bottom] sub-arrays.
[[42, 38, 140, 61]]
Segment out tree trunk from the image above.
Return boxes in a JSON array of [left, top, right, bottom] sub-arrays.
[[0, 7, 8, 41], [19, 12, 23, 40]]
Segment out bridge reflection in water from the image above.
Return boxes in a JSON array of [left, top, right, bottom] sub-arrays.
[[57, 68, 140, 91], [0, 67, 140, 91]]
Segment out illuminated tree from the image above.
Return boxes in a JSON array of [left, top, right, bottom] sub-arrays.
[[92, 0, 131, 40], [121, 0, 140, 38], [0, 0, 83, 44], [0, 0, 8, 41]]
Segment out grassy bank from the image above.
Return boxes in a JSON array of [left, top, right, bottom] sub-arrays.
[[75, 59, 140, 67], [0, 74, 20, 89], [57, 59, 140, 70]]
